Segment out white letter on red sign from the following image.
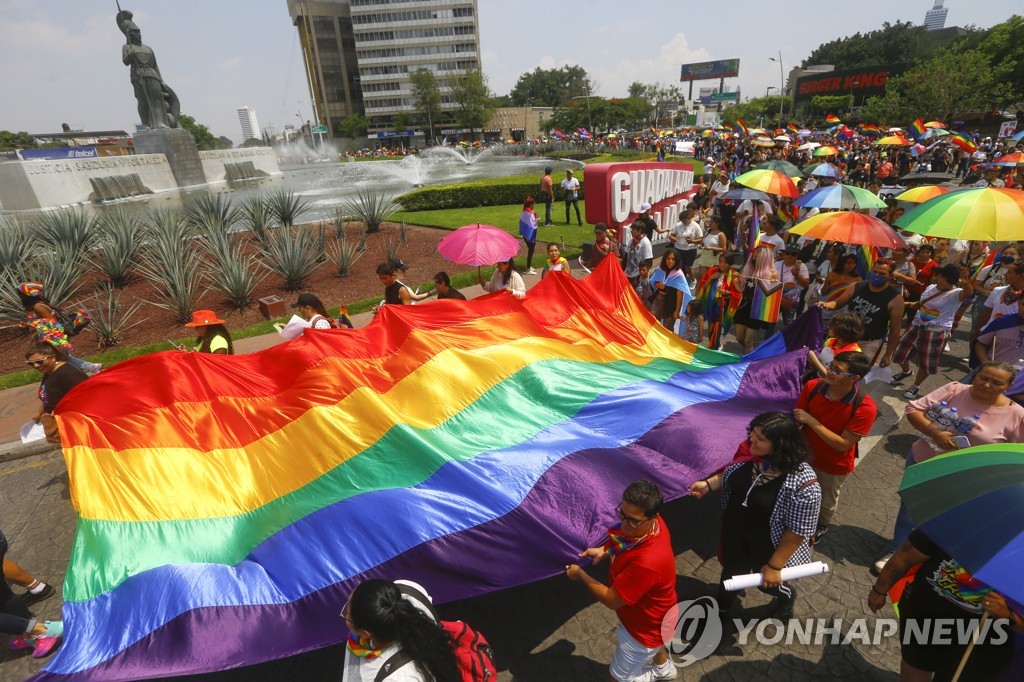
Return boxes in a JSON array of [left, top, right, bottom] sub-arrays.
[[611, 172, 631, 223]]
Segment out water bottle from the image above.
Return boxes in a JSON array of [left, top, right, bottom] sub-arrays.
[[936, 406, 958, 428], [926, 400, 948, 422], [955, 414, 980, 435]]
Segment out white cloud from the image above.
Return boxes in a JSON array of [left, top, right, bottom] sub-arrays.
[[591, 33, 713, 97]]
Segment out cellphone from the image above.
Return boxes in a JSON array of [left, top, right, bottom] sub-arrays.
[[951, 435, 971, 449]]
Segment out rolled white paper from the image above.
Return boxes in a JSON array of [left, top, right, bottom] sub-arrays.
[[723, 561, 830, 592]]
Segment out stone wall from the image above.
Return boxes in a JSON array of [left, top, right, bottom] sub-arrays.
[[0, 154, 178, 211], [199, 148, 281, 184]]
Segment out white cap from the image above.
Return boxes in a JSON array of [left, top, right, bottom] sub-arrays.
[[639, 202, 652, 212]]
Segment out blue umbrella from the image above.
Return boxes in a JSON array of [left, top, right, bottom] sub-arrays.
[[1012, 130, 1024, 142], [720, 187, 771, 202], [809, 163, 843, 179], [793, 184, 888, 210]]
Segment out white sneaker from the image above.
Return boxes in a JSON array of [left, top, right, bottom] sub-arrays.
[[633, 661, 677, 682], [525, 268, 538, 275], [872, 553, 893, 576]]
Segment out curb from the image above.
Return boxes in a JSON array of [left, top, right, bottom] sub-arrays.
[[0, 438, 58, 464]]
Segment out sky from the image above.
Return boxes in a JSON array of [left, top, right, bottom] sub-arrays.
[[0, 0, 1019, 144]]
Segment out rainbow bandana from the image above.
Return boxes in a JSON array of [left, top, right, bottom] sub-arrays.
[[605, 518, 660, 556], [346, 632, 393, 659]]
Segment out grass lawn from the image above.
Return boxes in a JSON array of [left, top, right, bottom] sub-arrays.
[[394, 203, 594, 249]]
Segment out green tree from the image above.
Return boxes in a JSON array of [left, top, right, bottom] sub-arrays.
[[885, 48, 1005, 122], [804, 22, 932, 69], [961, 15, 1024, 107], [337, 113, 369, 141], [509, 65, 594, 107], [392, 112, 412, 134], [176, 114, 230, 150], [721, 96, 791, 127], [449, 70, 495, 134], [0, 131, 39, 151], [809, 94, 854, 114], [410, 68, 441, 144]]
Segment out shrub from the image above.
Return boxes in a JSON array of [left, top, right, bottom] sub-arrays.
[[260, 226, 323, 291], [240, 194, 274, 244], [396, 175, 577, 211], [332, 208, 350, 240], [33, 207, 96, 253], [266, 188, 309, 228], [139, 210, 204, 323], [326, 235, 364, 277], [83, 286, 147, 349], [343, 188, 401, 234], [92, 207, 142, 288]]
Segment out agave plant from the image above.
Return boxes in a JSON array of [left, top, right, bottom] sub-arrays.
[[185, 193, 239, 233], [357, 224, 367, 252], [91, 207, 142, 288], [239, 193, 274, 244], [139, 209, 204, 323], [22, 242, 86, 309], [343, 188, 400, 234], [198, 227, 238, 270], [260, 226, 323, 291], [0, 215, 32, 275], [82, 286, 147, 349], [138, 248, 205, 324], [381, 238, 401, 265], [332, 208, 350, 240], [33, 207, 96, 254], [326, 234, 364, 277], [399, 220, 408, 244], [203, 252, 267, 311], [266, 188, 309, 228], [0, 272, 27, 323]]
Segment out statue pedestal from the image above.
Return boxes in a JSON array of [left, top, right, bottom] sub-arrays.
[[133, 128, 207, 188]]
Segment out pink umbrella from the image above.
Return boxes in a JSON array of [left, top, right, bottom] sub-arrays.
[[437, 223, 520, 266]]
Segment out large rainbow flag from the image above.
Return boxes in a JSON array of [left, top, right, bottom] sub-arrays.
[[36, 260, 809, 681]]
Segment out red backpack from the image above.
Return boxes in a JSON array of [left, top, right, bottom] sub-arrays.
[[374, 584, 496, 682]]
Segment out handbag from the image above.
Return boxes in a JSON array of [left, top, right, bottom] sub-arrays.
[[55, 306, 90, 336]]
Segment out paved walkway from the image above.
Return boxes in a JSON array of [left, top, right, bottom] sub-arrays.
[[0, 273, 1012, 680]]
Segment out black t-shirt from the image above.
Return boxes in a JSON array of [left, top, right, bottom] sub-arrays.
[[384, 281, 404, 305], [437, 288, 466, 300], [847, 282, 899, 341], [902, 529, 993, 620], [636, 216, 658, 241], [39, 363, 88, 413]]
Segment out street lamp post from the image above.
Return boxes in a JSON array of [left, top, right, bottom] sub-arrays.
[[769, 51, 784, 127]]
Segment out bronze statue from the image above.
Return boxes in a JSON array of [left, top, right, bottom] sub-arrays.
[[116, 8, 180, 129]]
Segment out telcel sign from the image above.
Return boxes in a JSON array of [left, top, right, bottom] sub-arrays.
[[583, 162, 696, 243]]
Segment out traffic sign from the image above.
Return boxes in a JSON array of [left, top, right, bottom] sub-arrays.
[[311, 125, 328, 133]]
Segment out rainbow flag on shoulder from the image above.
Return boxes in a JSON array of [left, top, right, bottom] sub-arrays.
[[34, 259, 809, 681]]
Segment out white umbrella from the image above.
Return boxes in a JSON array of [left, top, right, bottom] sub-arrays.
[[774, 134, 792, 142], [798, 142, 821, 151]]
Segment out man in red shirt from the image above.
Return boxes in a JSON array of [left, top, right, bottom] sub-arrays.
[[568, 480, 678, 682], [793, 351, 878, 542]]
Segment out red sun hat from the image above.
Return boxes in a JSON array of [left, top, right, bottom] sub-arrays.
[[184, 310, 226, 327]]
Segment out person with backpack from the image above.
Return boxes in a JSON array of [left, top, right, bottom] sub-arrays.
[[792, 351, 878, 545], [292, 292, 338, 329], [567, 480, 677, 682], [342, 579, 495, 682]]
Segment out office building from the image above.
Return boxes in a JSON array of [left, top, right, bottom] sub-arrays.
[[287, 0, 482, 143], [237, 106, 261, 142], [924, 1, 949, 31], [287, 1, 365, 140]]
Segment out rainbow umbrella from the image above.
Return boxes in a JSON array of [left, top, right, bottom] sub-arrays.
[[756, 159, 802, 176], [734, 168, 799, 197], [802, 162, 829, 175], [812, 145, 839, 157], [895, 185, 950, 203], [748, 128, 767, 136], [920, 128, 950, 140], [751, 136, 775, 147], [991, 152, 1024, 167], [809, 162, 843, 179], [437, 223, 520, 266], [895, 187, 1024, 241], [793, 184, 887, 210], [924, 120, 947, 129], [788, 211, 905, 248], [876, 134, 912, 146], [899, 443, 1024, 605]]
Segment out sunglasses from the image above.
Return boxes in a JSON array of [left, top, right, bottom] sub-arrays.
[[826, 363, 858, 378], [616, 504, 651, 529], [25, 358, 48, 367]]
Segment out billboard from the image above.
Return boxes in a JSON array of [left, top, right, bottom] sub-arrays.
[[793, 64, 911, 104], [680, 59, 740, 82], [18, 147, 98, 160]]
